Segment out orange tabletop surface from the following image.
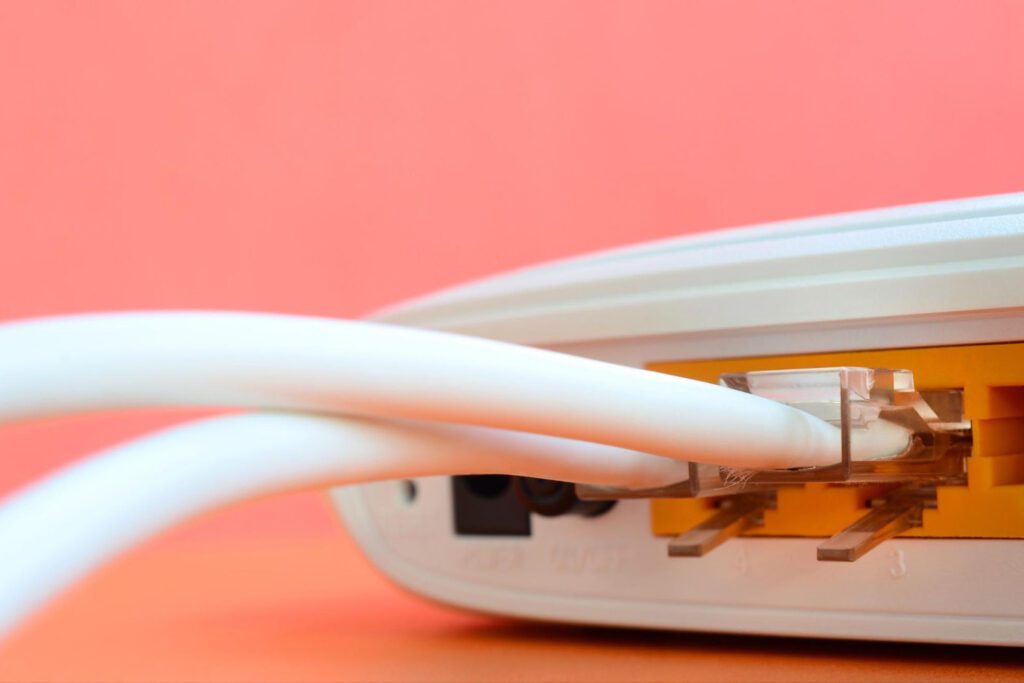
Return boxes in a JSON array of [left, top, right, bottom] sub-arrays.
[[1, 494, 1022, 683]]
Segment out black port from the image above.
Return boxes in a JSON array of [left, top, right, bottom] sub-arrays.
[[452, 475, 531, 536], [512, 477, 617, 518]]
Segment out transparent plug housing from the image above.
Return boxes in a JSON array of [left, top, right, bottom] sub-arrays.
[[688, 367, 969, 497]]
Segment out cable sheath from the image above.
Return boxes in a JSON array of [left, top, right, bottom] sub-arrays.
[[0, 311, 842, 468], [0, 411, 690, 639]]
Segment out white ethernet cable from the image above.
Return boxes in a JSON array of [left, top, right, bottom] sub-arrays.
[[0, 311, 845, 469], [0, 412, 691, 639], [0, 311, 915, 639]]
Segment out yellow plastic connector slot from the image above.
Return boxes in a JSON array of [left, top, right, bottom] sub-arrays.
[[648, 341, 1024, 539]]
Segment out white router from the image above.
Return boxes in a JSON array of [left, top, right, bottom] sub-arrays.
[[333, 193, 1024, 646]]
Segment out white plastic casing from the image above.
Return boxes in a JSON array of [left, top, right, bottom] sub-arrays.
[[331, 193, 1024, 645]]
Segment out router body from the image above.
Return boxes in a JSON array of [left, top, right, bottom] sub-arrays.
[[332, 194, 1024, 645]]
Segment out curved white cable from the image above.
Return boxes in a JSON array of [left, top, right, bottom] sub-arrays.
[[0, 311, 843, 469], [0, 412, 690, 639]]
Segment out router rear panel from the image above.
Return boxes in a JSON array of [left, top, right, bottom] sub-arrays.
[[335, 195, 1024, 645]]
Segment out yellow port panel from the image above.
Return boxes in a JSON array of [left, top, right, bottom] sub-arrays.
[[648, 342, 1024, 539]]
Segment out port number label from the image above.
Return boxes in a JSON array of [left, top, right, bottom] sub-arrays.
[[888, 548, 908, 579], [548, 544, 628, 575], [458, 546, 525, 573]]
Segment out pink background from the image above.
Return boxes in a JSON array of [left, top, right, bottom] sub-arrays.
[[1, 0, 1023, 554]]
